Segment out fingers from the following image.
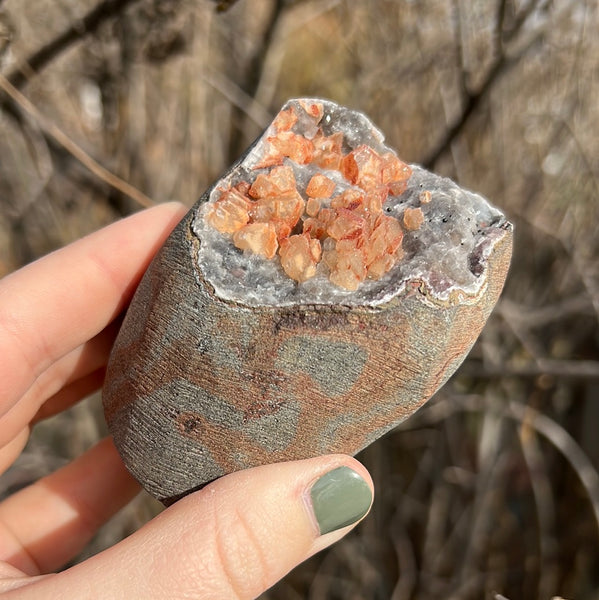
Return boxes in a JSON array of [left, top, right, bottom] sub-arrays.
[[0, 428, 29, 477], [0, 437, 139, 575], [15, 455, 374, 599], [0, 323, 117, 449], [0, 201, 187, 420], [26, 320, 120, 420], [31, 368, 106, 424]]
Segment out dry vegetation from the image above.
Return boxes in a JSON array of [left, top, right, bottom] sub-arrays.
[[1, 0, 598, 598]]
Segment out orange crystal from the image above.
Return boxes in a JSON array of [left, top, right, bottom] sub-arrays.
[[299, 100, 324, 121], [205, 104, 415, 291], [341, 145, 384, 190], [205, 188, 251, 234], [389, 179, 409, 196], [279, 234, 322, 282], [306, 197, 321, 217], [326, 239, 368, 291], [311, 130, 344, 170], [419, 190, 432, 204], [235, 181, 251, 195], [249, 166, 296, 198], [303, 215, 327, 240], [306, 174, 336, 198], [271, 219, 292, 241], [330, 189, 365, 211], [366, 253, 397, 280], [273, 107, 298, 133], [363, 186, 388, 215], [252, 139, 284, 169], [270, 132, 314, 165], [403, 207, 424, 231], [364, 215, 404, 279], [327, 208, 368, 241], [250, 191, 305, 232], [233, 222, 278, 259], [381, 152, 412, 185]]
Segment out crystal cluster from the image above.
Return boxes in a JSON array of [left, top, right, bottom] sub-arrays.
[[204, 100, 415, 291], [194, 99, 508, 308]]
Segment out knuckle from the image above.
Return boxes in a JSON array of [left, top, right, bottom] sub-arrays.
[[209, 501, 272, 600]]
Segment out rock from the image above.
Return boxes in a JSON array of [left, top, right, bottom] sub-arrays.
[[103, 98, 513, 505]]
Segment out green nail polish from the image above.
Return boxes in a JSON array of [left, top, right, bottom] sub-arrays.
[[309, 466, 372, 535]]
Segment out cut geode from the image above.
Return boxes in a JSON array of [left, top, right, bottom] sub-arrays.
[[195, 99, 507, 306], [103, 98, 512, 504]]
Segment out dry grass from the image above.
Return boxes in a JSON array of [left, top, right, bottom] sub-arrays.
[[1, 0, 598, 598]]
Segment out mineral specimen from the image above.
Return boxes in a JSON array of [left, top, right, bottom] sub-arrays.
[[103, 98, 513, 504], [194, 99, 508, 308]]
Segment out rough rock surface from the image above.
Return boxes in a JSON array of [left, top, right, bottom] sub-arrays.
[[103, 99, 513, 504]]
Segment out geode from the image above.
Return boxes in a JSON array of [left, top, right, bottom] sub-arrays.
[[103, 98, 512, 505]]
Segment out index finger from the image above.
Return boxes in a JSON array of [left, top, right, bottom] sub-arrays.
[[0, 202, 187, 419]]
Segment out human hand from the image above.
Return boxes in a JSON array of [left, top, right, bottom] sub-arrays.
[[0, 202, 374, 599]]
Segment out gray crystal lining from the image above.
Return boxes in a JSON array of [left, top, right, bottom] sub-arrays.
[[192, 98, 509, 308]]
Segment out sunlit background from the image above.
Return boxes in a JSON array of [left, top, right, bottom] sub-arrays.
[[1, 1, 598, 598]]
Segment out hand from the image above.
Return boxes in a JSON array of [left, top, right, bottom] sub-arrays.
[[0, 203, 374, 599]]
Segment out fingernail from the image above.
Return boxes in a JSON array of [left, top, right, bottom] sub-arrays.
[[309, 466, 373, 535]]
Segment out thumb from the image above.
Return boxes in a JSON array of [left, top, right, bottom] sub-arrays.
[[23, 455, 374, 599]]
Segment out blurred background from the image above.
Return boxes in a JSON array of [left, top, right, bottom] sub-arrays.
[[1, 0, 598, 598]]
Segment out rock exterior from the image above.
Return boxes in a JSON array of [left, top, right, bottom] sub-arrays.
[[103, 99, 513, 505]]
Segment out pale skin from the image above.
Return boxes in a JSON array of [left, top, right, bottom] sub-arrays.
[[0, 202, 374, 599]]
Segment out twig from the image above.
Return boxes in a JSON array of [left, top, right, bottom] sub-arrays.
[[243, 0, 286, 100], [460, 357, 599, 380], [389, 508, 418, 600], [252, 0, 342, 110], [518, 415, 560, 598], [455, 409, 510, 596], [515, 205, 599, 328], [503, 0, 544, 44], [508, 400, 599, 537], [0, 73, 155, 208], [422, 50, 506, 170], [401, 394, 599, 538], [201, 68, 272, 130], [227, 0, 288, 162], [212, 0, 242, 12], [450, 0, 468, 97], [422, 0, 574, 169], [495, 0, 509, 53], [6, 0, 144, 90], [498, 296, 594, 329]]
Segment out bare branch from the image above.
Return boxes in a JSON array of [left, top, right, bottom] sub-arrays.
[[201, 68, 272, 130], [422, 52, 508, 170], [503, 0, 545, 43], [227, 0, 288, 162], [498, 295, 594, 328], [508, 400, 599, 537], [461, 357, 599, 380], [450, 0, 468, 97], [401, 394, 599, 538], [495, 0, 509, 53], [6, 0, 144, 90], [423, 0, 576, 169], [518, 423, 560, 597], [0, 73, 155, 208], [212, 0, 242, 12], [253, 0, 342, 110]]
